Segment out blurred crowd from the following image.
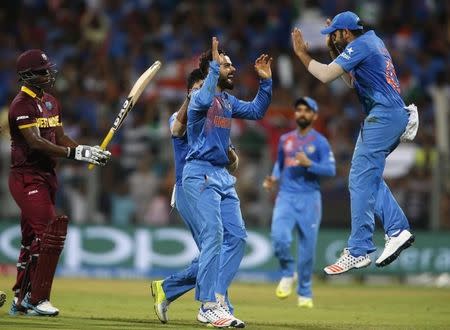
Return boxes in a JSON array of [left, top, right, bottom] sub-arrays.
[[0, 0, 448, 229]]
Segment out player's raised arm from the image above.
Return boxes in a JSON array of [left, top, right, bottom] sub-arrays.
[[230, 54, 273, 120], [190, 37, 223, 110], [291, 28, 344, 83]]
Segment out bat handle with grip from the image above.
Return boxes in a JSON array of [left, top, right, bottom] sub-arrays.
[[88, 129, 114, 170]]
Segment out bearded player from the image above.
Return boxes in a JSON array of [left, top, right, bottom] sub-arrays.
[[182, 37, 272, 327], [151, 69, 242, 327], [291, 12, 417, 274], [8, 49, 111, 316], [263, 97, 335, 308]]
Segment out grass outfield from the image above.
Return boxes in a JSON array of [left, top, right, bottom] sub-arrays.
[[0, 276, 449, 329]]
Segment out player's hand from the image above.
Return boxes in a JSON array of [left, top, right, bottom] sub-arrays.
[[254, 54, 273, 79], [226, 146, 239, 173], [295, 152, 312, 167], [291, 28, 309, 57], [262, 175, 277, 192], [70, 145, 111, 166], [212, 37, 225, 65]]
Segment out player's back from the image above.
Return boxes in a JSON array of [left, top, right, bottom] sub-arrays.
[[338, 30, 405, 113], [9, 89, 60, 173]]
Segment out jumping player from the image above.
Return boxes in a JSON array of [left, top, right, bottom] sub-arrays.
[[181, 37, 272, 327], [263, 97, 335, 308], [291, 12, 418, 274], [8, 49, 111, 316]]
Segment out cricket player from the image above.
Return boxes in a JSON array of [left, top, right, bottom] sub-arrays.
[[181, 37, 272, 327], [151, 68, 243, 327], [291, 11, 418, 274], [8, 49, 111, 316], [263, 97, 335, 307]]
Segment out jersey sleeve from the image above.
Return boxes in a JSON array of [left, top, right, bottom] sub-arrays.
[[189, 61, 220, 112], [230, 78, 272, 120], [307, 137, 336, 177], [10, 100, 37, 129], [271, 136, 285, 179], [333, 39, 366, 73]]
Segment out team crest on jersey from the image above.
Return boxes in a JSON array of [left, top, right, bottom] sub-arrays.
[[284, 139, 294, 152], [306, 144, 316, 154], [45, 101, 53, 110], [37, 104, 43, 113]]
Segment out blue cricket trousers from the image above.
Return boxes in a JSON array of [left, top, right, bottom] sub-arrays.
[[162, 184, 234, 311], [271, 190, 321, 298], [348, 106, 410, 256], [182, 160, 247, 303]]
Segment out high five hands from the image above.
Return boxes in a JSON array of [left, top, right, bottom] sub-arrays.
[[254, 54, 273, 79], [291, 27, 309, 58]]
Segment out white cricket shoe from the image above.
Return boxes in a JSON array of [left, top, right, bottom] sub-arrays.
[[276, 272, 297, 299], [376, 230, 415, 267], [324, 248, 371, 275], [215, 296, 245, 328], [21, 293, 59, 316], [197, 303, 237, 328]]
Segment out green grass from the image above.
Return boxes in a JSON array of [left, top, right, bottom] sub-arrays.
[[0, 276, 449, 329]]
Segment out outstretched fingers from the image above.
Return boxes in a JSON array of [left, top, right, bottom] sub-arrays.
[[255, 54, 272, 66], [291, 28, 308, 53]]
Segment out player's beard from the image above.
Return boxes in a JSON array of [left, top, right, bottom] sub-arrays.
[[218, 76, 234, 90], [333, 40, 348, 53], [296, 118, 312, 129], [333, 31, 348, 53]]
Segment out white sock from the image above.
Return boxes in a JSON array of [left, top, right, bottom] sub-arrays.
[[203, 302, 217, 310], [215, 293, 225, 305]]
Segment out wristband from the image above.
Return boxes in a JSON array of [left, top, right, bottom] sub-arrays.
[[67, 147, 75, 159]]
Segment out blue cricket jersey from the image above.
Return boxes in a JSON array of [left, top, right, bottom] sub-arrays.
[[186, 61, 272, 166], [333, 30, 405, 114], [272, 129, 336, 193], [169, 112, 188, 185]]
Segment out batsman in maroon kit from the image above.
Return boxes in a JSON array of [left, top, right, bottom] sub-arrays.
[[8, 49, 111, 316]]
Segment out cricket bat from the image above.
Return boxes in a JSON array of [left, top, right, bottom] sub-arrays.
[[88, 60, 162, 170]]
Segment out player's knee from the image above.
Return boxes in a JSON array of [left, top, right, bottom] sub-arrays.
[[41, 215, 69, 255], [272, 240, 290, 256]]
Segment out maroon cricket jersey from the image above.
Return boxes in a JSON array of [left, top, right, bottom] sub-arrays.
[[9, 86, 62, 173]]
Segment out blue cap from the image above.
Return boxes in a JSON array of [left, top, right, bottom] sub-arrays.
[[294, 96, 318, 113], [320, 11, 363, 35]]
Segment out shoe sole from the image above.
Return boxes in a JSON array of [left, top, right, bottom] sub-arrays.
[[151, 281, 167, 324], [376, 235, 415, 267], [0, 292, 6, 308], [276, 290, 291, 299], [324, 259, 371, 275], [21, 298, 59, 316], [26, 310, 59, 317]]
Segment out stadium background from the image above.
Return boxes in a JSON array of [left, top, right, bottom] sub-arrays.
[[0, 1, 449, 281]]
